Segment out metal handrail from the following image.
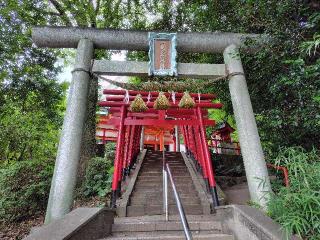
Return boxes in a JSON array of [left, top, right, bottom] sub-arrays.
[[162, 151, 193, 240]]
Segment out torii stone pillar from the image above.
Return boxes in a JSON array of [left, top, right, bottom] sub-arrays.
[[223, 44, 272, 207], [45, 39, 94, 224]]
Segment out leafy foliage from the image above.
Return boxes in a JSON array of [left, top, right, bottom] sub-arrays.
[[0, 159, 54, 222], [81, 143, 115, 198], [82, 157, 114, 198], [268, 147, 320, 239]]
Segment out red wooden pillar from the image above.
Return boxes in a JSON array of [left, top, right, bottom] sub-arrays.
[[102, 128, 106, 144], [196, 107, 219, 206], [185, 126, 192, 154], [127, 125, 136, 171], [131, 125, 141, 166], [159, 130, 164, 151], [111, 105, 126, 208], [186, 126, 191, 152], [190, 126, 198, 158], [136, 126, 142, 154], [182, 126, 189, 152], [122, 125, 131, 177], [194, 125, 208, 179], [188, 126, 196, 157]]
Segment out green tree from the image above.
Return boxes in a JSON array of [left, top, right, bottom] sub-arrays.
[[126, 1, 320, 150], [0, 2, 67, 163]]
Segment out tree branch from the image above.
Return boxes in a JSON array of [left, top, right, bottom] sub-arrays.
[[48, 0, 73, 26], [95, 0, 101, 15], [88, 0, 97, 27]]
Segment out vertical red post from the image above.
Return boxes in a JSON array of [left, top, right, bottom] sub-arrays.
[[190, 126, 199, 159], [186, 126, 191, 152], [189, 126, 196, 157], [102, 128, 106, 144], [131, 125, 141, 166], [181, 126, 189, 152], [127, 125, 136, 170], [159, 130, 164, 151], [111, 105, 126, 208], [196, 107, 219, 207], [194, 125, 208, 178], [122, 125, 130, 177]]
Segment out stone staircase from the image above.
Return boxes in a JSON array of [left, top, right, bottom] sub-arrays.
[[100, 215, 234, 239], [127, 151, 203, 216], [101, 151, 234, 239]]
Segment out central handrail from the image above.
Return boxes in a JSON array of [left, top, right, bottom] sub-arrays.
[[162, 151, 193, 240]]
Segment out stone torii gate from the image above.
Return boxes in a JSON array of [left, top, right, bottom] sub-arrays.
[[32, 27, 272, 224]]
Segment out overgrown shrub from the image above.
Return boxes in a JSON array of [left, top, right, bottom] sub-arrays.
[[211, 151, 245, 177], [81, 157, 114, 198], [268, 147, 320, 239], [0, 160, 54, 222]]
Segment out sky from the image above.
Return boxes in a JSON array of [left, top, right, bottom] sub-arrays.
[[57, 51, 128, 100]]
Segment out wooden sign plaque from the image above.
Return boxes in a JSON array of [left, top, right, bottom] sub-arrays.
[[148, 32, 177, 76]]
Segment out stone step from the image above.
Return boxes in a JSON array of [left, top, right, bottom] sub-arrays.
[[139, 173, 190, 177], [131, 188, 198, 194], [114, 214, 220, 222], [135, 181, 194, 186], [137, 176, 190, 181], [127, 204, 203, 216], [143, 163, 184, 166], [130, 195, 201, 201], [141, 168, 187, 172], [130, 197, 201, 205], [102, 232, 234, 240], [134, 183, 196, 188], [134, 185, 194, 190], [137, 175, 191, 179], [130, 194, 199, 200], [112, 220, 222, 232], [136, 178, 191, 182], [141, 168, 188, 171], [133, 186, 198, 192]]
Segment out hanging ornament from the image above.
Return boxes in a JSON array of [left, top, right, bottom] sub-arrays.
[[154, 92, 170, 110], [129, 94, 148, 112], [179, 91, 195, 109]]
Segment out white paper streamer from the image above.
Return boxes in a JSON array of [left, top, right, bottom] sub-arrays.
[[147, 92, 151, 103], [172, 91, 176, 104], [124, 90, 130, 103]]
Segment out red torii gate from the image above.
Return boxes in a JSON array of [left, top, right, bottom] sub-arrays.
[[99, 89, 222, 207]]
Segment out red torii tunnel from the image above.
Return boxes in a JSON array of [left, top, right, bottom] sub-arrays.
[[99, 89, 222, 207]]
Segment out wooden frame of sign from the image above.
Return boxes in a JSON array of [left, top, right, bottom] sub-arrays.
[[148, 32, 177, 76]]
